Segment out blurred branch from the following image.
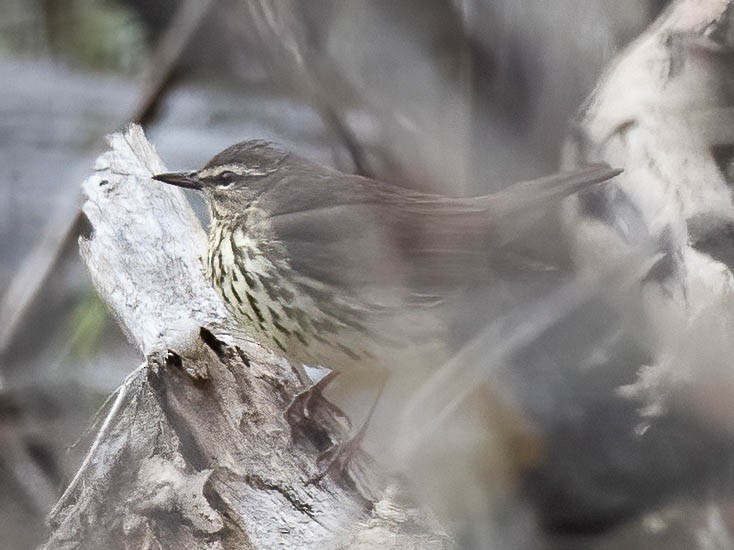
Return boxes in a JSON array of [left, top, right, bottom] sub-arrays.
[[0, 0, 216, 363], [232, 0, 377, 177], [130, 0, 218, 126], [0, 207, 83, 360], [41, 125, 451, 549]]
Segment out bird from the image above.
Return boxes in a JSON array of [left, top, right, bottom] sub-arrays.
[[152, 140, 621, 376]]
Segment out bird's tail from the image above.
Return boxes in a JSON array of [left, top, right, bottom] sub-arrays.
[[489, 164, 622, 215]]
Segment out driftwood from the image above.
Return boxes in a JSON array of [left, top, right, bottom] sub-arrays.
[[42, 126, 450, 549]]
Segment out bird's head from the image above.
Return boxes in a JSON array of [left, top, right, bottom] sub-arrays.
[[152, 140, 289, 214]]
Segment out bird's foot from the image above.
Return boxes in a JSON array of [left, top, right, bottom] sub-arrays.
[[286, 369, 350, 457], [285, 369, 340, 425], [308, 369, 389, 484], [308, 420, 369, 484]]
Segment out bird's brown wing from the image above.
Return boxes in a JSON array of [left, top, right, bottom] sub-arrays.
[[262, 165, 620, 304]]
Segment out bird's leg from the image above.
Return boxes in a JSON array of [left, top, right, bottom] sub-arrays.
[[285, 369, 341, 426], [309, 368, 390, 483]]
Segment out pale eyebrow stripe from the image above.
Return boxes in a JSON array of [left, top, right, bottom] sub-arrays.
[[198, 164, 252, 178]]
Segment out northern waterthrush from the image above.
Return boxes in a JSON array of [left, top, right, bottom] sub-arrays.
[[153, 141, 620, 371]]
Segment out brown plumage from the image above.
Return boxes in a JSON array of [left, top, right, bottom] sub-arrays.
[[153, 140, 620, 369]]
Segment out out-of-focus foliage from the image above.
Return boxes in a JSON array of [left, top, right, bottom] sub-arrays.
[[0, 0, 148, 71], [66, 293, 110, 360]]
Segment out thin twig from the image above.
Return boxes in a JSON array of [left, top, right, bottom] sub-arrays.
[[49, 362, 144, 519]]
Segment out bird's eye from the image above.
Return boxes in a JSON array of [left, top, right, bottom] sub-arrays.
[[218, 171, 237, 185]]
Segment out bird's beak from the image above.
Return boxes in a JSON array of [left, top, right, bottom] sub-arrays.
[[152, 171, 203, 191]]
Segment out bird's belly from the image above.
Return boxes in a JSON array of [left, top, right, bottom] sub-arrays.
[[219, 275, 377, 369], [208, 226, 382, 369]]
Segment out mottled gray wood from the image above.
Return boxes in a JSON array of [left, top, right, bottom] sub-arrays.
[[561, 1, 734, 546], [564, 0, 734, 428], [42, 125, 451, 549]]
